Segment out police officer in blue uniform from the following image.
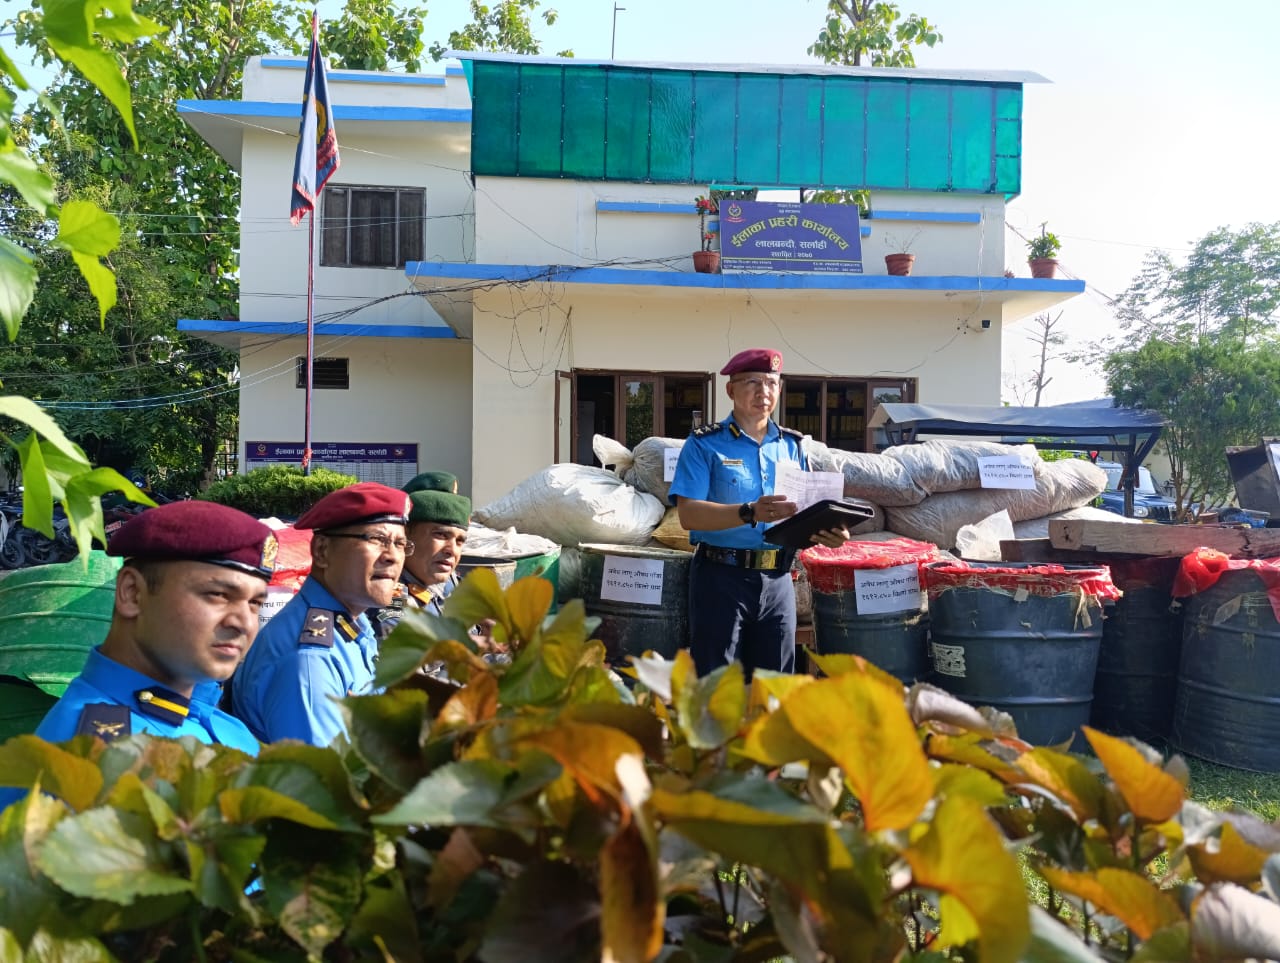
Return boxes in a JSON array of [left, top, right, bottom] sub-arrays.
[[232, 482, 411, 746], [669, 347, 850, 677], [1, 500, 273, 800]]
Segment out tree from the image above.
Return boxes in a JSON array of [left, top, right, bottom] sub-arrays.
[[1004, 311, 1065, 407], [1105, 336, 1280, 520], [429, 0, 572, 60], [319, 0, 428, 72], [808, 0, 942, 68]]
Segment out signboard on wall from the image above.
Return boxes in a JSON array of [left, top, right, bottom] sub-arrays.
[[245, 442, 419, 487], [720, 201, 863, 274]]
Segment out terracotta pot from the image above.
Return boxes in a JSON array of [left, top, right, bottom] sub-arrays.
[[693, 250, 720, 274], [1029, 257, 1058, 279], [885, 253, 915, 276]]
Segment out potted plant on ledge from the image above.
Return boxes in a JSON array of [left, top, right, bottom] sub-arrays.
[[693, 194, 720, 273], [884, 230, 920, 276], [1027, 227, 1061, 278]]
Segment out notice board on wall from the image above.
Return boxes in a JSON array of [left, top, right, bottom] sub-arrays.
[[245, 442, 419, 487]]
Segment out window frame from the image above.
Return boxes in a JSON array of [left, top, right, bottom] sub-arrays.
[[295, 356, 350, 390], [320, 184, 425, 269]]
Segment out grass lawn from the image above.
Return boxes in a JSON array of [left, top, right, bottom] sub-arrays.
[[1185, 755, 1280, 820]]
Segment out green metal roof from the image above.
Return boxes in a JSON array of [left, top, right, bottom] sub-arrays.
[[462, 57, 1031, 195]]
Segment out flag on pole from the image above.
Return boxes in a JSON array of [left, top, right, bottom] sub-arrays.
[[290, 13, 340, 225]]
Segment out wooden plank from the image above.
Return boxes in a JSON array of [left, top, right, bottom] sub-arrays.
[[998, 538, 1144, 564], [1049, 519, 1280, 559]]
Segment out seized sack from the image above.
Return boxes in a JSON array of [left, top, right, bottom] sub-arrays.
[[885, 440, 1042, 495], [805, 440, 927, 508], [474, 465, 664, 548]]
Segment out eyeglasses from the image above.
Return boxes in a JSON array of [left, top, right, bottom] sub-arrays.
[[325, 532, 415, 555], [731, 376, 781, 393]]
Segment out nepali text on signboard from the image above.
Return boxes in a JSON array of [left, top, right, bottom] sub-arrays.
[[245, 441, 420, 487], [720, 200, 863, 274]]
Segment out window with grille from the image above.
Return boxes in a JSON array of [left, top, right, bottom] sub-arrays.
[[320, 186, 425, 268], [295, 357, 350, 390]]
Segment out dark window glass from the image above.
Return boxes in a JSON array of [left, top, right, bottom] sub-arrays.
[[320, 186, 425, 268], [295, 357, 350, 390]]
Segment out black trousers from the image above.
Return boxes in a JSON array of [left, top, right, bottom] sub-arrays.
[[688, 551, 796, 678]]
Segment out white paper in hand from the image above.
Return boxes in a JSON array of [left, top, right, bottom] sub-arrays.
[[775, 461, 845, 511]]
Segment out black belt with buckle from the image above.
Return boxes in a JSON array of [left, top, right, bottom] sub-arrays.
[[697, 544, 791, 572]]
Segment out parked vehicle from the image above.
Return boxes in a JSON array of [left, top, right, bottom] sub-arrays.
[[1096, 461, 1177, 521]]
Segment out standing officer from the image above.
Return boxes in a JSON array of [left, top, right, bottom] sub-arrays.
[[232, 482, 410, 746], [7, 501, 273, 755], [669, 347, 849, 677]]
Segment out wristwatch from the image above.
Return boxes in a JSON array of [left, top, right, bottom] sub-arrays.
[[738, 502, 757, 527]]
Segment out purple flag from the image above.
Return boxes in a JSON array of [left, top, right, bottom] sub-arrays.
[[290, 13, 340, 225]]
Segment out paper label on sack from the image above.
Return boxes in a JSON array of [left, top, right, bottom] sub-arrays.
[[776, 462, 844, 511], [977, 455, 1037, 490], [664, 447, 680, 482], [853, 562, 922, 614], [600, 555, 665, 605]]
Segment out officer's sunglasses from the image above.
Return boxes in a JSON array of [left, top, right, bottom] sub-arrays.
[[325, 532, 415, 555]]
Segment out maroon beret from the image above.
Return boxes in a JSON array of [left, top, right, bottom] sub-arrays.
[[721, 347, 783, 376], [108, 501, 277, 579], [294, 482, 410, 532]]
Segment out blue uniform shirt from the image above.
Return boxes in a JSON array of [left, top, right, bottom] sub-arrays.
[[232, 576, 380, 747], [668, 415, 807, 549]]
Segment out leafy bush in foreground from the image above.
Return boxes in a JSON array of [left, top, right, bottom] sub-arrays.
[[197, 464, 357, 519], [2, 571, 1280, 961]]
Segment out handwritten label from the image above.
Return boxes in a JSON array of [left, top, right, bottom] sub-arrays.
[[852, 562, 922, 615], [600, 555, 665, 606], [776, 462, 845, 511], [664, 447, 680, 482], [977, 455, 1037, 490]]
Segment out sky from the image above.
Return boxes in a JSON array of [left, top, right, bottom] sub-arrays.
[[334, 0, 1274, 406]]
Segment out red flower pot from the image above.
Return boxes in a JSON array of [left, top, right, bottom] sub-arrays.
[[693, 251, 720, 274], [1029, 257, 1059, 279], [884, 253, 915, 276]]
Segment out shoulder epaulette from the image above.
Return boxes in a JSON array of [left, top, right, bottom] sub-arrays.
[[778, 425, 805, 440], [75, 703, 131, 742], [134, 686, 191, 725], [299, 607, 336, 648], [692, 423, 724, 438]]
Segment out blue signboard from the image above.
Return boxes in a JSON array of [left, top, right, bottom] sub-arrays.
[[720, 200, 863, 274], [245, 442, 419, 487]]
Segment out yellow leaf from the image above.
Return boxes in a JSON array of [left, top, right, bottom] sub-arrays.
[[782, 673, 932, 832], [738, 706, 827, 768], [0, 736, 103, 813], [518, 722, 643, 805], [1084, 727, 1184, 824], [1015, 747, 1106, 822], [903, 797, 1030, 963], [925, 732, 1022, 782], [808, 651, 905, 694], [437, 672, 500, 730], [748, 671, 813, 713], [443, 567, 510, 635], [1040, 866, 1183, 939], [600, 821, 663, 963], [506, 576, 553, 641], [931, 763, 1009, 807], [1188, 822, 1271, 886], [935, 892, 980, 950]]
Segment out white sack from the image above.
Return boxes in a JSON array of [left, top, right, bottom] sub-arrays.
[[955, 510, 1016, 562], [592, 435, 634, 474], [474, 464, 665, 548], [884, 440, 1043, 495], [885, 459, 1108, 549], [624, 437, 684, 504], [805, 440, 927, 507], [465, 523, 560, 559]]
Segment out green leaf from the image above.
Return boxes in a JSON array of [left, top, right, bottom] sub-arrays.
[[35, 808, 192, 904], [92, 0, 165, 44], [0, 790, 71, 947], [374, 609, 468, 687], [340, 689, 430, 793], [17, 433, 54, 538], [346, 877, 422, 963], [55, 200, 121, 258], [218, 786, 341, 831], [42, 0, 141, 147], [443, 566, 510, 633], [0, 240, 38, 341], [232, 743, 362, 833], [0, 397, 90, 464], [0, 47, 31, 90], [480, 860, 600, 963], [1130, 922, 1191, 963], [69, 251, 117, 326], [375, 755, 561, 833], [21, 930, 116, 962], [0, 147, 56, 214], [63, 467, 155, 558], [1022, 906, 1107, 962], [670, 651, 744, 750], [261, 827, 362, 959]]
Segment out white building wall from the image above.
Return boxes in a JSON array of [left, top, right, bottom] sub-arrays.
[[238, 336, 474, 493], [469, 286, 1001, 505]]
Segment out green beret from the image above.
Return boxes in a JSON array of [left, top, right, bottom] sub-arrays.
[[404, 471, 459, 496], [408, 489, 471, 528]]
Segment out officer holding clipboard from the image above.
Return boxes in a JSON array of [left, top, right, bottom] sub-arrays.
[[669, 347, 850, 678]]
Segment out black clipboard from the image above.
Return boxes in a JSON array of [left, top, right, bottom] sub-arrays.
[[763, 498, 876, 549]]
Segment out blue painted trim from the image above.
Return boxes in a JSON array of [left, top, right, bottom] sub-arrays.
[[404, 262, 1085, 294], [866, 210, 982, 224], [446, 65, 466, 77], [176, 100, 472, 124], [260, 58, 446, 86], [178, 319, 457, 339], [596, 201, 872, 236]]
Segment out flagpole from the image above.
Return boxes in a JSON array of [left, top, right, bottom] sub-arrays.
[[304, 211, 315, 476]]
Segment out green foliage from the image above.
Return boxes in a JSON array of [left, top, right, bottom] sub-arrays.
[[316, 0, 428, 72], [1027, 229, 1062, 261], [808, 0, 942, 68], [4, 573, 1280, 961], [429, 0, 573, 61], [1105, 336, 1280, 520], [198, 464, 358, 518]]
